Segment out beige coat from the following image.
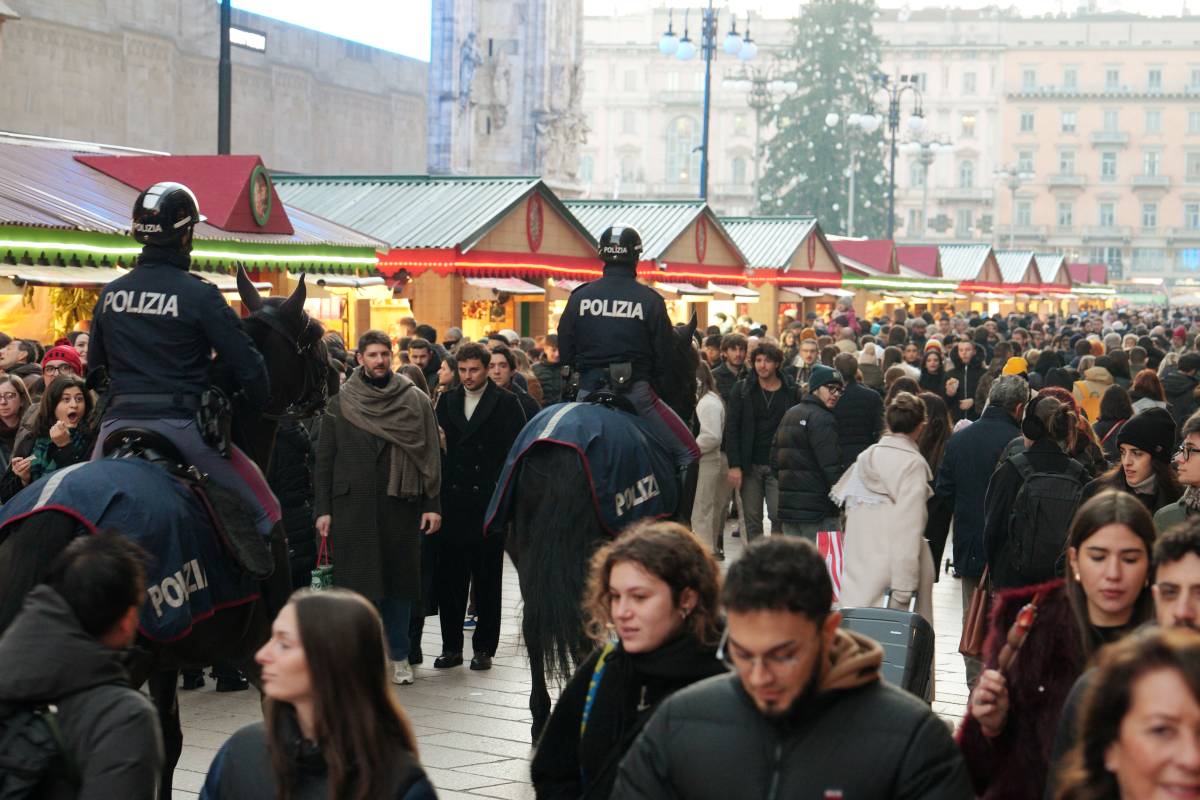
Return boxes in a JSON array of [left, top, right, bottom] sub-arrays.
[[832, 433, 935, 626]]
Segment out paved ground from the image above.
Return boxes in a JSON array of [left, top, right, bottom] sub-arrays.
[[172, 522, 970, 798]]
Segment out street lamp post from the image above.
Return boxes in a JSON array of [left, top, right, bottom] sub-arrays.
[[859, 74, 924, 240], [659, 5, 757, 201], [995, 164, 1035, 249], [899, 136, 951, 237], [823, 112, 864, 236], [724, 68, 797, 211]]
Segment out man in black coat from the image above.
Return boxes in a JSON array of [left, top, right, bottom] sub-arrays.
[[433, 342, 525, 671], [831, 352, 883, 467], [711, 333, 748, 402], [1163, 351, 1200, 435], [772, 364, 846, 542], [947, 339, 987, 422], [935, 373, 1028, 685]]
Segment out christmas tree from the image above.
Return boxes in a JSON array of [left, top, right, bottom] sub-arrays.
[[758, 0, 890, 238]]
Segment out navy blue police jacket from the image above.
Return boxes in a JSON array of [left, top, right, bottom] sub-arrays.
[[556, 263, 675, 383], [88, 248, 269, 418]]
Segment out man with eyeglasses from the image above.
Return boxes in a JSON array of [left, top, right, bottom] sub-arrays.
[[1154, 411, 1200, 532], [771, 363, 847, 542], [613, 537, 971, 799]]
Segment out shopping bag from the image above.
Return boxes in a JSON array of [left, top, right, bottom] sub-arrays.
[[816, 530, 846, 602], [310, 537, 333, 591], [958, 566, 990, 659]]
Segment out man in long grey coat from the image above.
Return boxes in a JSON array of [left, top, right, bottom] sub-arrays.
[[314, 329, 442, 686]]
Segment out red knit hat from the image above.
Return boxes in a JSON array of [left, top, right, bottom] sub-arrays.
[[42, 344, 83, 376]]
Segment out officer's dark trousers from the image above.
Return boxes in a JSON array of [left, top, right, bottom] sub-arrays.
[[435, 528, 503, 656]]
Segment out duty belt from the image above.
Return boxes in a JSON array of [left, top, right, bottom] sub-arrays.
[[110, 393, 202, 411]]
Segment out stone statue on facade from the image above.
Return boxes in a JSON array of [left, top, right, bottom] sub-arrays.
[[458, 32, 484, 112]]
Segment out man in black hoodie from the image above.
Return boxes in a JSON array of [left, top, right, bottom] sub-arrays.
[[0, 531, 162, 798], [947, 340, 986, 422]]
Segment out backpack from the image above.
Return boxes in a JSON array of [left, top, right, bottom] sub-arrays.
[[1001, 453, 1087, 589], [0, 702, 78, 800]]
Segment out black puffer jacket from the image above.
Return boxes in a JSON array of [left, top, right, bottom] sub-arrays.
[[771, 394, 845, 522], [947, 347, 987, 421], [723, 370, 799, 470], [1163, 369, 1199, 434], [531, 360, 563, 406], [831, 379, 883, 467], [712, 360, 747, 403], [268, 421, 317, 589]]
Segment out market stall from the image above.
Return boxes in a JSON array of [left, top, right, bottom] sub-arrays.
[[994, 250, 1044, 314], [940, 244, 1005, 315], [276, 175, 599, 342]]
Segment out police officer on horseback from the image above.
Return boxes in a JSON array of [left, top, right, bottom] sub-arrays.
[[557, 225, 699, 469], [88, 181, 281, 537]]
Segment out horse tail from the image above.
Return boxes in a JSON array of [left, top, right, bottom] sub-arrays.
[[0, 511, 84, 635], [510, 443, 606, 685]]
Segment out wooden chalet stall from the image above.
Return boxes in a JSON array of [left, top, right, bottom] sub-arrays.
[[563, 200, 749, 329], [939, 244, 1005, 314], [831, 238, 959, 317], [994, 250, 1043, 314], [0, 137, 382, 341], [275, 176, 600, 341], [896, 245, 966, 313]]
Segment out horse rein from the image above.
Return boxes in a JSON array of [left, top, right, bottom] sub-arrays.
[[248, 306, 329, 421]]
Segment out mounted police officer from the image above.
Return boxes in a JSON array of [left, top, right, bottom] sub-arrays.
[[557, 225, 699, 470], [87, 182, 281, 537]]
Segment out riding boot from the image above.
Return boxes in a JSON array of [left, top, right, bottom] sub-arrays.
[[672, 464, 697, 525], [212, 662, 249, 693]]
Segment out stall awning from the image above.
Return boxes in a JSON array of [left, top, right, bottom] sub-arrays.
[[307, 275, 385, 289], [656, 282, 713, 298], [824, 287, 855, 298], [707, 282, 760, 301], [0, 265, 127, 287], [198, 272, 271, 292], [781, 286, 825, 298], [464, 276, 544, 295], [554, 279, 584, 293]]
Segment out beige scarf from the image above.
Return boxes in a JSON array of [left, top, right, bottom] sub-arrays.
[[337, 370, 441, 501]]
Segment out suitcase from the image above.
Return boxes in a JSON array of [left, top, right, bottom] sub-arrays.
[[839, 591, 934, 703]]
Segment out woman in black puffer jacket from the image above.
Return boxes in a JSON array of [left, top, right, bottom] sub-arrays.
[[268, 420, 317, 589]]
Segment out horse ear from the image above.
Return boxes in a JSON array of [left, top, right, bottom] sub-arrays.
[[236, 263, 263, 312], [280, 273, 307, 318], [686, 312, 698, 341]]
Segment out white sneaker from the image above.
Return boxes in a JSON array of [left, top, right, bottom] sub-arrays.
[[392, 660, 415, 685]]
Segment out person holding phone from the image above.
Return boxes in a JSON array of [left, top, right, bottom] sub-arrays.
[[313, 330, 443, 687]]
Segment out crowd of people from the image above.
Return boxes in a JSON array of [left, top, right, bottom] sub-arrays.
[[7, 187, 1200, 798]]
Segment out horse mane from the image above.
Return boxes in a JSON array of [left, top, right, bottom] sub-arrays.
[[654, 323, 701, 424]]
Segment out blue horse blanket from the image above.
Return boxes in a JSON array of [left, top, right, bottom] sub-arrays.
[[0, 459, 259, 642], [485, 402, 678, 536]]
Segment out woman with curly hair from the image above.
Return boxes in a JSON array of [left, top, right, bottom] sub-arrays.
[[530, 521, 725, 799]]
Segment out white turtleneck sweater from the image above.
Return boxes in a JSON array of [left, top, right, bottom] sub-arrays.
[[464, 383, 486, 421]]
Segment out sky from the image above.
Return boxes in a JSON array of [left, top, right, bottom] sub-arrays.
[[231, 0, 1191, 63]]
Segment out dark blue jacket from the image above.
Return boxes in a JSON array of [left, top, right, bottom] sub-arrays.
[[88, 248, 269, 417], [557, 263, 675, 383], [935, 404, 1021, 578]]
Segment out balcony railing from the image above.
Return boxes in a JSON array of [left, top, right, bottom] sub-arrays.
[[1083, 225, 1132, 240], [1004, 224, 1049, 240], [1090, 131, 1130, 147], [937, 187, 994, 203], [1168, 227, 1200, 241], [1132, 175, 1171, 188], [1048, 174, 1086, 187]]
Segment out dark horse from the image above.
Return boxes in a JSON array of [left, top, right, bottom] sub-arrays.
[[0, 267, 337, 798], [505, 317, 700, 739]]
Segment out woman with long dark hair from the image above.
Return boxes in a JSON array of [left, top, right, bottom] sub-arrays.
[[0, 375, 30, 473], [691, 362, 728, 559], [1093, 384, 1133, 464], [919, 346, 958, 402], [1055, 627, 1200, 800], [531, 521, 725, 799], [918, 391, 955, 576], [0, 374, 92, 502], [1082, 407, 1182, 514], [201, 589, 434, 799], [959, 491, 1156, 798]]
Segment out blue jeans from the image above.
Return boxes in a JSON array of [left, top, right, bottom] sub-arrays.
[[375, 596, 412, 662]]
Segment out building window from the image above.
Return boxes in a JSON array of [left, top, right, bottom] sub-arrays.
[[1016, 200, 1033, 228], [958, 160, 975, 188], [1017, 150, 1035, 174], [1101, 151, 1118, 182], [963, 72, 977, 94], [1022, 68, 1037, 90], [1192, 68, 1200, 89], [1187, 152, 1200, 181], [1142, 202, 1159, 230], [1061, 110, 1077, 133], [1092, 246, 1124, 276], [1189, 111, 1200, 134], [1059, 149, 1076, 175], [1019, 110, 1035, 132], [1063, 67, 1078, 90], [1188, 204, 1200, 230], [733, 114, 748, 136], [622, 111, 637, 135], [961, 113, 977, 138], [1099, 202, 1115, 228], [731, 157, 747, 185], [665, 117, 700, 183], [1146, 110, 1163, 135], [908, 208, 925, 235], [624, 70, 638, 91], [910, 159, 926, 187], [1144, 150, 1161, 177], [1103, 109, 1120, 132], [579, 154, 594, 184], [1057, 200, 1074, 229], [1105, 68, 1121, 89], [955, 208, 974, 237], [619, 155, 638, 183], [1132, 248, 1165, 272], [1148, 68, 1163, 91], [666, 72, 679, 91]]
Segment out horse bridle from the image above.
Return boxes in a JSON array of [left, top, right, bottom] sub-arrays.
[[248, 305, 329, 421]]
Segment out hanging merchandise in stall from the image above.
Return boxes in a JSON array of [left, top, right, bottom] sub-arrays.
[[276, 175, 600, 342], [719, 216, 843, 329], [565, 200, 749, 329]]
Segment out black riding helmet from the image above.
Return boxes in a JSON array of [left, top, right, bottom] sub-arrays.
[[131, 182, 206, 250], [598, 225, 643, 267]]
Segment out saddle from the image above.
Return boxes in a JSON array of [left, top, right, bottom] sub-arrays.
[[101, 428, 274, 580]]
